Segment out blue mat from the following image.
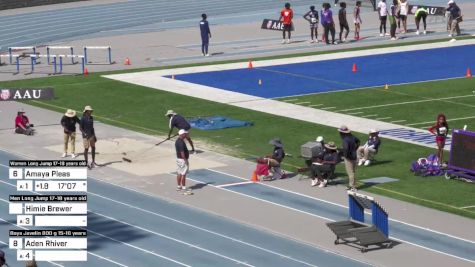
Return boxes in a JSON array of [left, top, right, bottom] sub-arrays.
[[189, 116, 252, 130], [172, 45, 475, 98]]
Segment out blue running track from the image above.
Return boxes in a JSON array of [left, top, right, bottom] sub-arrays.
[[174, 45, 475, 98]]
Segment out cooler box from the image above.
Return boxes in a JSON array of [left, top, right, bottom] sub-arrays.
[[301, 142, 323, 158]]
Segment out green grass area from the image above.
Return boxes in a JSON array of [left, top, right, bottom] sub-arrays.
[[279, 78, 475, 130], [1, 72, 475, 220]]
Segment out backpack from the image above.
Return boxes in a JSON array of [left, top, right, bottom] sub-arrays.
[[410, 154, 444, 176]]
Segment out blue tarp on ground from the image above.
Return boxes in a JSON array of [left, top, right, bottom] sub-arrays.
[[189, 116, 252, 130]]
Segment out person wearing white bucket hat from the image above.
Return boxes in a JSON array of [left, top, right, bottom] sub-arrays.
[[357, 129, 381, 166], [60, 109, 80, 158], [80, 106, 97, 169]]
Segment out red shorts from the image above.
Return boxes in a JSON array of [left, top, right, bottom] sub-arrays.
[[436, 136, 446, 143]]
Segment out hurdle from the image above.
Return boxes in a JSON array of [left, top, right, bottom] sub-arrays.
[[9, 47, 36, 64], [326, 191, 392, 252], [0, 54, 20, 73], [28, 54, 85, 75], [47, 46, 75, 64], [83, 46, 112, 64]]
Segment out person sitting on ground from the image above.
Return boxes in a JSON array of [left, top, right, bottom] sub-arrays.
[[310, 141, 339, 187], [357, 129, 381, 166], [166, 110, 196, 153], [14, 109, 34, 135], [0, 250, 9, 267], [263, 138, 286, 180]]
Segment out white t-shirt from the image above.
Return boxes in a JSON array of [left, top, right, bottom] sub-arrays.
[[400, 1, 408, 16], [378, 1, 388, 16]]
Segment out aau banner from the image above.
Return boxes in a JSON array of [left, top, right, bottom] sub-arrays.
[[408, 5, 446, 16], [0, 88, 55, 101], [261, 19, 295, 31]]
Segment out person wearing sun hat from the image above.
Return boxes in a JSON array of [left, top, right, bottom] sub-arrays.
[[357, 129, 381, 166], [310, 141, 339, 187], [60, 109, 80, 158], [175, 129, 192, 194], [80, 105, 97, 169], [338, 125, 360, 191], [263, 138, 286, 180], [165, 110, 196, 153], [14, 108, 34, 135]]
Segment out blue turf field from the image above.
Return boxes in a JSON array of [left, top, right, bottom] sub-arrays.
[[174, 45, 475, 98]]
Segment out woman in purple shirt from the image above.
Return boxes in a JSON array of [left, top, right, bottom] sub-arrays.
[[321, 3, 336, 44]]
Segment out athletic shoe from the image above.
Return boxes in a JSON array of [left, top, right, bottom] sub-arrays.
[[379, 33, 384, 37], [385, 33, 390, 36], [448, 34, 452, 37], [423, 31, 427, 35], [281, 39, 286, 44], [391, 37, 397, 41], [449, 38, 457, 42], [311, 180, 318, 187], [181, 186, 187, 190], [319, 180, 328, 188], [333, 41, 338, 45], [364, 160, 371, 166], [350, 187, 358, 192], [71, 153, 77, 159], [191, 150, 197, 154], [61, 153, 67, 158], [315, 39, 319, 43], [286, 39, 291, 44], [416, 31, 420, 35], [205, 54, 210, 57], [309, 39, 315, 43], [342, 38, 346, 42], [358, 159, 364, 166], [202, 53, 206, 56], [176, 186, 182, 191]]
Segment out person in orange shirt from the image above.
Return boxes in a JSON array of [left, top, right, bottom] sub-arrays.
[[279, 3, 293, 44]]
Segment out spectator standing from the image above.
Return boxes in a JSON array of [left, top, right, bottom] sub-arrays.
[[428, 114, 449, 165], [199, 14, 212, 57], [338, 2, 350, 42], [80, 106, 97, 169], [303, 6, 319, 43], [279, 3, 294, 44], [377, 0, 388, 37], [447, 0, 462, 38], [399, 0, 409, 33], [60, 109, 80, 158], [357, 129, 381, 166], [389, 0, 398, 40], [166, 110, 195, 153], [414, 6, 428, 35], [321, 3, 337, 44], [175, 129, 192, 194], [353, 1, 362, 40], [338, 125, 360, 191]]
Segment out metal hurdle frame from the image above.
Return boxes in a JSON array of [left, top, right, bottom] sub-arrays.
[[83, 46, 112, 64], [0, 54, 20, 73], [47, 46, 75, 64], [28, 54, 85, 75], [9, 47, 36, 64], [348, 191, 389, 237]]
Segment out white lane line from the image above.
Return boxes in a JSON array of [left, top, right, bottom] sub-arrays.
[[197, 171, 475, 264], [347, 112, 364, 115], [294, 102, 311, 105], [321, 107, 336, 110], [309, 104, 323, 107], [361, 114, 377, 118], [93, 212, 254, 267], [376, 117, 392, 120], [216, 181, 255, 188], [282, 98, 298, 102], [389, 120, 406, 123], [206, 169, 475, 246], [338, 94, 475, 112], [88, 186, 322, 267], [406, 116, 475, 126], [0, 180, 185, 267], [460, 205, 475, 209]]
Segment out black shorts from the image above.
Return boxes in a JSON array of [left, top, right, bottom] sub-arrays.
[[283, 24, 291, 31], [399, 15, 407, 21]]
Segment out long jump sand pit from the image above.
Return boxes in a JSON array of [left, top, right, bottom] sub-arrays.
[[45, 137, 225, 176]]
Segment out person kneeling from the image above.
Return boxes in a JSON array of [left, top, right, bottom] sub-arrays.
[[263, 138, 286, 180], [310, 142, 339, 187], [357, 129, 381, 166], [14, 109, 34, 136]]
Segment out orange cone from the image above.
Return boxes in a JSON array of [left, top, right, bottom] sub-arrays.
[[248, 60, 253, 69], [466, 68, 472, 78], [84, 68, 89, 76], [251, 171, 259, 182], [124, 57, 131, 65], [352, 63, 358, 73]]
